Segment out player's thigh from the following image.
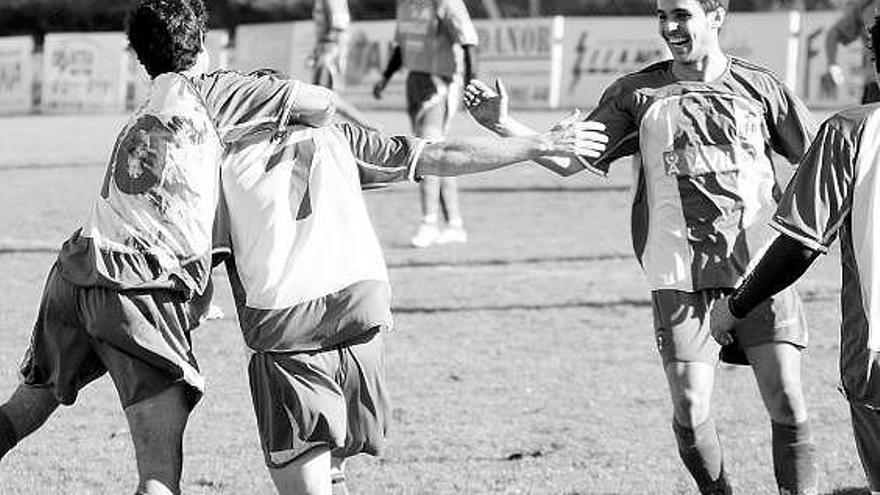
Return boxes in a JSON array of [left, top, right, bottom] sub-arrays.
[[19, 263, 108, 406], [406, 72, 453, 138], [653, 290, 720, 366], [84, 287, 204, 410], [269, 445, 332, 495], [334, 330, 390, 459]]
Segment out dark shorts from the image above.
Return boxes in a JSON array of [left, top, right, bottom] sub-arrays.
[[406, 71, 460, 138], [19, 263, 208, 409], [248, 329, 390, 468], [652, 287, 807, 366], [862, 81, 880, 104], [850, 402, 880, 489]]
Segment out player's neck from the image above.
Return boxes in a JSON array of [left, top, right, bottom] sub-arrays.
[[672, 48, 728, 82]]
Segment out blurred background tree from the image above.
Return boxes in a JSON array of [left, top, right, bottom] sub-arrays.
[[0, 0, 848, 38]]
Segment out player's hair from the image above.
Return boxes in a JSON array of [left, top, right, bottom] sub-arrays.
[[126, 0, 206, 78], [697, 0, 729, 12]]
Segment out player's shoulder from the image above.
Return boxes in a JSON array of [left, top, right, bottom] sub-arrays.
[[826, 103, 880, 141], [728, 57, 785, 85], [606, 60, 673, 94]]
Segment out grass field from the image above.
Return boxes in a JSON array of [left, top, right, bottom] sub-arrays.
[[0, 109, 873, 494]]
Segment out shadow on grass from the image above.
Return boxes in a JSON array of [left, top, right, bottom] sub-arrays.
[[393, 298, 651, 314], [825, 488, 870, 495]]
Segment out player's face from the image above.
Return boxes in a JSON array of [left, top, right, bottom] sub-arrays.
[[657, 0, 723, 64]]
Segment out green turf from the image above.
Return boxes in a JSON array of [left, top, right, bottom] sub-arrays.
[[0, 110, 871, 494]]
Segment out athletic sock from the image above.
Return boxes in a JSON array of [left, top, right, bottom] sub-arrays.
[[0, 407, 19, 461], [331, 472, 350, 495], [447, 217, 464, 228], [673, 418, 732, 495], [772, 420, 818, 495]]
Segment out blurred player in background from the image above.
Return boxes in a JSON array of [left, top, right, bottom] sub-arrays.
[[311, 0, 350, 90], [465, 0, 820, 493], [373, 0, 479, 248], [216, 92, 608, 494], [823, 0, 879, 103], [0, 0, 340, 493], [710, 7, 880, 493]]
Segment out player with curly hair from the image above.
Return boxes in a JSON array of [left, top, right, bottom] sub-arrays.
[[0, 0, 340, 493]]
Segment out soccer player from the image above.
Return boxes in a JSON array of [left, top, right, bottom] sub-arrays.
[[709, 8, 880, 493], [310, 0, 350, 90], [372, 0, 479, 248], [823, 0, 879, 104], [0, 0, 340, 493], [216, 94, 608, 494], [464, 0, 819, 493]]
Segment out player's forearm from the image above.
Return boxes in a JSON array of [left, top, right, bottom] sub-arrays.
[[484, 118, 584, 177], [382, 46, 403, 81], [416, 135, 560, 176], [728, 235, 820, 318], [824, 30, 841, 66], [462, 44, 477, 83]]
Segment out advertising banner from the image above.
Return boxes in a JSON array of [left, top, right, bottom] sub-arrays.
[[559, 12, 796, 108], [41, 32, 128, 113], [0, 36, 34, 115]]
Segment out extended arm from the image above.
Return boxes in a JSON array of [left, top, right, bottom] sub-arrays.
[[709, 235, 820, 345], [416, 122, 606, 177], [373, 46, 403, 99], [464, 79, 591, 176], [462, 44, 477, 83]]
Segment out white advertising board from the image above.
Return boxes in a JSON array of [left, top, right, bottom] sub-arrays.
[[0, 36, 34, 115], [41, 32, 128, 113], [798, 10, 866, 109]]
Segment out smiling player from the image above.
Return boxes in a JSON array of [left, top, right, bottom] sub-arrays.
[[464, 0, 819, 493]]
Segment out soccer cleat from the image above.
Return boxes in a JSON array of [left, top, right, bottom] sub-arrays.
[[435, 225, 468, 245], [410, 222, 441, 248]]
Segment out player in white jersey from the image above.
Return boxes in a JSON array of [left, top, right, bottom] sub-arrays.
[[215, 99, 608, 494], [0, 1, 340, 493], [311, 0, 350, 90], [823, 0, 879, 104], [373, 0, 480, 248], [710, 8, 880, 492], [464, 0, 819, 493]]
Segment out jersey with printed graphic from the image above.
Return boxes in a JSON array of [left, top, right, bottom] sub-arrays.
[[395, 0, 479, 78], [771, 104, 880, 407], [57, 71, 336, 296], [584, 58, 815, 292], [218, 122, 425, 351]]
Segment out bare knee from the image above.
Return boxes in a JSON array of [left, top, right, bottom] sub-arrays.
[[762, 380, 807, 424], [666, 362, 715, 428], [270, 445, 332, 495]]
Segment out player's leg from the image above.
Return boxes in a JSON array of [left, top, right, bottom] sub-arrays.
[[0, 385, 59, 460], [737, 288, 816, 494], [654, 290, 731, 494], [124, 384, 190, 495], [849, 401, 880, 494], [330, 456, 349, 495], [268, 445, 333, 495], [434, 77, 466, 244], [408, 71, 446, 248]]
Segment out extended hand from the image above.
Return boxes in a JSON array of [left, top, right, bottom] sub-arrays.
[[373, 78, 388, 100], [464, 79, 509, 132], [709, 296, 738, 346], [540, 120, 608, 158]]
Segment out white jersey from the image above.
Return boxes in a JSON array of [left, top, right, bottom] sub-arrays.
[[218, 123, 426, 351]]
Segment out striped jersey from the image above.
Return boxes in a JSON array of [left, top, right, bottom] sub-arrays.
[[771, 104, 880, 407], [395, 0, 479, 78], [57, 71, 335, 296], [584, 58, 816, 292], [218, 123, 426, 351]]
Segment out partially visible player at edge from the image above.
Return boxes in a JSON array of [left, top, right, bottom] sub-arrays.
[[823, 0, 879, 104], [709, 6, 880, 493], [373, 0, 479, 248], [464, 0, 818, 493], [0, 0, 341, 493], [216, 85, 609, 495]]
